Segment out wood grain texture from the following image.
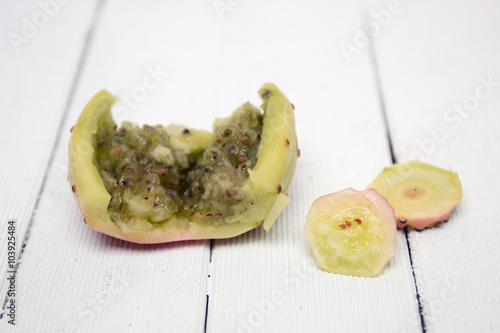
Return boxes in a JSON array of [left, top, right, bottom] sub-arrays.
[[206, 1, 421, 332], [3, 0, 499, 332], [0, 0, 100, 316], [0, 0, 223, 331], [372, 0, 500, 331]]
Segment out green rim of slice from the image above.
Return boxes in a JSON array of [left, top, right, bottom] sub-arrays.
[[368, 161, 463, 230]]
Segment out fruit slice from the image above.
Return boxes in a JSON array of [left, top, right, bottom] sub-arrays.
[[305, 188, 396, 277], [367, 161, 463, 230], [68, 83, 298, 244]]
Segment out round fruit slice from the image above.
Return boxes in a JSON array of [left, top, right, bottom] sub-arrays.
[[367, 161, 463, 230], [305, 188, 396, 277], [68, 83, 298, 244]]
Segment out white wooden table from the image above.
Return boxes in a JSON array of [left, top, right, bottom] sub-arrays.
[[1, 1, 499, 332]]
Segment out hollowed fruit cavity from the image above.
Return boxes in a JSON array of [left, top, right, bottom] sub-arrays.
[[305, 188, 396, 277], [98, 102, 263, 225], [367, 161, 463, 230]]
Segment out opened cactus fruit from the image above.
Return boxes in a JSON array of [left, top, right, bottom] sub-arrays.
[[68, 83, 298, 243]]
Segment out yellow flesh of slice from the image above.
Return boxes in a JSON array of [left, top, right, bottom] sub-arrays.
[[368, 161, 462, 229]]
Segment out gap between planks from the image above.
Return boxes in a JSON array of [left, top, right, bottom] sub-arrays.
[[201, 11, 424, 333], [0, 0, 108, 317], [204, 239, 214, 333], [364, 10, 426, 333], [201, 9, 425, 333]]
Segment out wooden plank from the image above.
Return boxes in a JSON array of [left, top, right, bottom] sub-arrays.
[[372, 0, 500, 331], [206, 1, 421, 332], [0, 0, 100, 319], [0, 0, 235, 330]]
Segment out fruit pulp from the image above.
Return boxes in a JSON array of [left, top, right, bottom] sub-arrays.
[[305, 188, 396, 277]]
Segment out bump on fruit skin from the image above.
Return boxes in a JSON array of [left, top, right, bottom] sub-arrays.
[[68, 83, 297, 243]]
